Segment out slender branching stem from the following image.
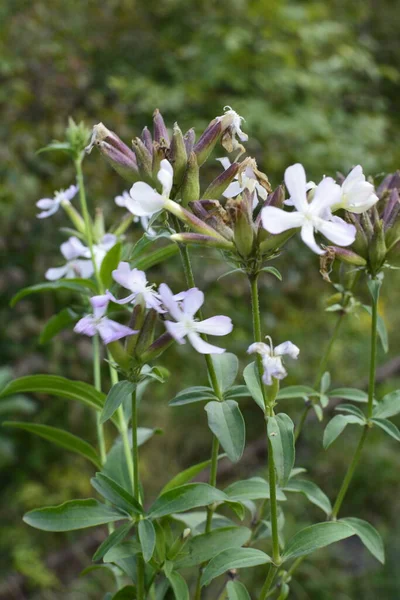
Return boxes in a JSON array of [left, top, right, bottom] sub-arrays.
[[93, 334, 106, 464], [258, 565, 278, 600], [131, 386, 145, 600]]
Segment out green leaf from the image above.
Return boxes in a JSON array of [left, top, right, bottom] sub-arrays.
[[100, 242, 122, 289], [224, 477, 287, 502], [103, 540, 141, 563], [175, 526, 251, 568], [323, 415, 364, 449], [205, 400, 245, 463], [367, 277, 382, 304], [283, 479, 332, 516], [91, 473, 143, 515], [10, 279, 96, 306], [138, 519, 156, 562], [335, 404, 366, 420], [209, 353, 239, 392], [165, 570, 189, 600], [100, 381, 136, 424], [39, 308, 78, 344], [261, 266, 282, 280], [3, 421, 101, 469], [169, 386, 217, 407], [282, 522, 354, 561], [200, 548, 271, 587], [0, 375, 106, 414], [226, 581, 251, 600], [148, 483, 227, 520], [372, 390, 400, 418], [277, 385, 316, 400], [93, 522, 133, 561], [320, 372, 331, 394], [340, 517, 385, 564], [372, 418, 400, 441], [160, 455, 226, 494], [267, 413, 295, 486], [23, 499, 126, 531], [134, 244, 179, 271], [363, 305, 388, 353], [329, 388, 368, 403], [112, 586, 137, 600], [171, 512, 235, 535], [223, 385, 250, 400], [243, 362, 265, 412]]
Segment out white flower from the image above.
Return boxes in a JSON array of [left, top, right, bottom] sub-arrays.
[[107, 262, 163, 312], [216, 106, 248, 144], [261, 163, 356, 255], [36, 184, 79, 219], [247, 337, 300, 385], [217, 158, 267, 208], [126, 159, 173, 218], [332, 165, 379, 214], [45, 237, 93, 281], [92, 234, 118, 267], [115, 191, 156, 236], [159, 284, 233, 354], [74, 295, 137, 344]]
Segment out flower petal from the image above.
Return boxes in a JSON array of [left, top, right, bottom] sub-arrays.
[[45, 265, 68, 281], [61, 237, 89, 260], [316, 218, 356, 247], [309, 177, 341, 215], [96, 318, 137, 344], [247, 342, 270, 356], [222, 181, 243, 198], [187, 332, 225, 354], [261, 206, 304, 234], [158, 159, 173, 197], [195, 316, 233, 336], [90, 295, 109, 319], [129, 182, 165, 216], [284, 164, 308, 212], [216, 157, 232, 170], [164, 320, 187, 343], [182, 288, 204, 317], [300, 222, 324, 255], [74, 315, 97, 338], [106, 290, 137, 305], [159, 283, 184, 321], [274, 341, 300, 359]]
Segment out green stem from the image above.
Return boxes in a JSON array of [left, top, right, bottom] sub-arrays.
[[93, 335, 106, 465], [258, 565, 278, 600], [267, 438, 280, 563], [131, 386, 145, 600]]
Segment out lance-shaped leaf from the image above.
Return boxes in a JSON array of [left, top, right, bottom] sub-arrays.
[[175, 526, 251, 568], [93, 522, 133, 561], [223, 385, 250, 400], [267, 413, 295, 487], [209, 353, 239, 392], [362, 305, 388, 353], [160, 454, 226, 494], [0, 375, 106, 413], [372, 418, 400, 441], [329, 388, 368, 403], [10, 279, 96, 306], [40, 308, 79, 344], [169, 386, 217, 407], [148, 483, 227, 520], [224, 477, 287, 502], [103, 540, 141, 562], [283, 479, 332, 516], [205, 400, 245, 463], [91, 473, 143, 515], [100, 381, 136, 424], [243, 362, 265, 411], [323, 414, 364, 449], [100, 242, 122, 288], [227, 581, 251, 600], [165, 570, 189, 600], [282, 521, 355, 561], [276, 385, 315, 400], [23, 499, 127, 531], [200, 547, 271, 587], [372, 390, 400, 419], [134, 244, 179, 271], [340, 517, 385, 563], [3, 422, 101, 469], [334, 404, 366, 420], [138, 519, 156, 562]]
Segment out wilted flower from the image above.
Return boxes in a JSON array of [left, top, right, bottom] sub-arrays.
[[217, 157, 269, 207], [216, 106, 248, 152], [107, 262, 163, 312], [74, 295, 137, 344], [159, 284, 233, 354], [36, 185, 79, 219], [247, 337, 299, 385], [262, 163, 356, 255], [45, 237, 93, 280], [332, 165, 379, 214], [127, 159, 173, 218]]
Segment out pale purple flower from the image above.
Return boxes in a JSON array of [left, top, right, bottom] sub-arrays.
[[115, 191, 156, 236], [217, 157, 267, 207], [36, 184, 79, 219], [332, 165, 379, 214], [126, 159, 173, 218], [45, 237, 93, 281], [159, 284, 233, 354], [107, 262, 163, 312], [74, 295, 137, 344], [247, 337, 299, 385], [93, 234, 118, 267], [261, 163, 356, 255]]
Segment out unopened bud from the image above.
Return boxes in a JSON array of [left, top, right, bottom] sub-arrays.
[[369, 219, 387, 275], [60, 200, 86, 234], [360, 211, 374, 240], [183, 128, 195, 156], [189, 200, 233, 240], [153, 109, 170, 146], [169, 124, 188, 187], [86, 123, 139, 182], [202, 162, 240, 200], [232, 202, 254, 257], [193, 120, 222, 166], [94, 208, 105, 240], [327, 246, 367, 267], [132, 137, 153, 182], [126, 302, 146, 355], [259, 230, 296, 255], [346, 213, 368, 258], [107, 340, 131, 372], [135, 309, 158, 358], [165, 199, 231, 242], [383, 188, 400, 230], [181, 152, 200, 206], [171, 232, 235, 250], [140, 332, 175, 362], [141, 126, 153, 154]]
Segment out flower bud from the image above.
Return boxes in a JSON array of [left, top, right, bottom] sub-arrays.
[[369, 219, 387, 274], [86, 123, 139, 182], [165, 199, 231, 242], [183, 128, 195, 155], [259, 230, 296, 255], [231, 199, 255, 257], [189, 200, 233, 240], [346, 213, 368, 258], [107, 341, 131, 371], [132, 137, 153, 182], [169, 123, 188, 187], [135, 309, 158, 359], [153, 109, 170, 146], [202, 162, 240, 200], [383, 188, 400, 230], [170, 232, 235, 250], [326, 246, 367, 267], [360, 211, 374, 240], [60, 200, 86, 234], [126, 302, 146, 355], [141, 126, 153, 154], [94, 208, 105, 240], [193, 120, 222, 166], [181, 151, 200, 206], [140, 332, 175, 362], [152, 142, 168, 180]]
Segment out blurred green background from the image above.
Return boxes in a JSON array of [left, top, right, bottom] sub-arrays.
[[1, 0, 400, 598]]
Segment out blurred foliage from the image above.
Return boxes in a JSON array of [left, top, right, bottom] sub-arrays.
[[1, 0, 400, 597]]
